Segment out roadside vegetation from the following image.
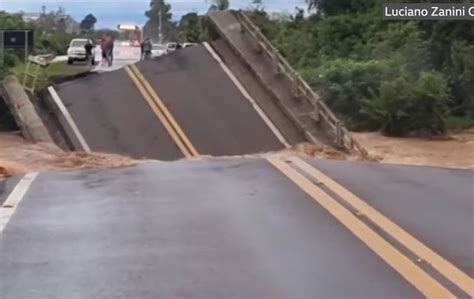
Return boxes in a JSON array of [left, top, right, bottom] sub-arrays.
[[246, 0, 473, 136], [10, 61, 94, 90], [0, 59, 93, 131], [0, 9, 99, 129], [0, 10, 88, 72]]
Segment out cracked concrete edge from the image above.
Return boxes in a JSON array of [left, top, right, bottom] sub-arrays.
[[1, 75, 54, 144]]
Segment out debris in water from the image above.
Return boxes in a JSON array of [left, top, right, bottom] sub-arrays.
[[288, 143, 348, 160]]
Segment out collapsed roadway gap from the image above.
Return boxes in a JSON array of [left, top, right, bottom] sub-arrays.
[[37, 11, 353, 161]]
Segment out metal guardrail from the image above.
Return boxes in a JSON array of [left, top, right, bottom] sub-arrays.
[[235, 11, 368, 159]]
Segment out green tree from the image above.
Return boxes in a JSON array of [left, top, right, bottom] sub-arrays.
[[305, 58, 390, 129], [362, 72, 450, 135], [144, 0, 178, 42], [56, 17, 67, 33], [448, 42, 474, 117], [80, 13, 97, 32], [0, 11, 29, 29], [208, 0, 230, 11], [178, 13, 202, 42], [305, 0, 377, 15], [0, 12, 30, 71], [0, 12, 28, 129]]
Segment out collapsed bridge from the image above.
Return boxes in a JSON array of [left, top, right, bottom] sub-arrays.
[[13, 11, 365, 161], [1, 10, 473, 299]]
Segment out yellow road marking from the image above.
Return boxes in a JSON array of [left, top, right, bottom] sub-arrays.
[[129, 64, 199, 157], [289, 156, 474, 297], [125, 66, 192, 157], [267, 157, 456, 299], [125, 66, 197, 158]]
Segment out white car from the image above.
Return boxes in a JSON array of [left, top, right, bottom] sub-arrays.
[[182, 42, 197, 48], [67, 38, 95, 65], [120, 40, 131, 47], [151, 44, 166, 57], [166, 42, 178, 54]]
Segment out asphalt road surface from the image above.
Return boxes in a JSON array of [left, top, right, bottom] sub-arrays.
[[47, 68, 184, 160], [1, 157, 472, 298], [133, 45, 284, 156], [93, 44, 141, 73], [45, 44, 284, 160]]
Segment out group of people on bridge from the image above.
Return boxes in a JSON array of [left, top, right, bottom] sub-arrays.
[[84, 36, 159, 66]]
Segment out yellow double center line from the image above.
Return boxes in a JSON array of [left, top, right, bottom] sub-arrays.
[[268, 156, 473, 298], [125, 64, 199, 158]]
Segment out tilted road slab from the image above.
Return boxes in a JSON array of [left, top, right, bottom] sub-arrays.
[[46, 69, 183, 160], [42, 44, 285, 161], [133, 45, 285, 156]]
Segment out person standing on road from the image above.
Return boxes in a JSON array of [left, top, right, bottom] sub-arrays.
[[140, 39, 145, 61], [106, 36, 115, 67], [142, 38, 152, 60], [100, 37, 108, 66], [84, 40, 94, 65]]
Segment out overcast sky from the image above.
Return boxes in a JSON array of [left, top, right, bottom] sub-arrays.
[[1, 0, 307, 28]]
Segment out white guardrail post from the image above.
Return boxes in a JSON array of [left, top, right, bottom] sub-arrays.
[[335, 120, 343, 147], [273, 48, 280, 73], [292, 71, 299, 96], [255, 28, 262, 53], [313, 95, 320, 123]]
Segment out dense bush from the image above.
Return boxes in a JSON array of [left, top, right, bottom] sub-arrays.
[[302, 59, 389, 129], [448, 42, 474, 117], [362, 72, 450, 135], [35, 33, 74, 55]]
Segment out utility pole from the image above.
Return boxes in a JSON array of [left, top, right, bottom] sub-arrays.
[[25, 31, 29, 63], [158, 9, 163, 44]]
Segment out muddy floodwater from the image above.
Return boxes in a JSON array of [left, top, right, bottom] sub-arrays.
[[0, 132, 138, 178], [353, 131, 474, 169], [1, 130, 473, 178]]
